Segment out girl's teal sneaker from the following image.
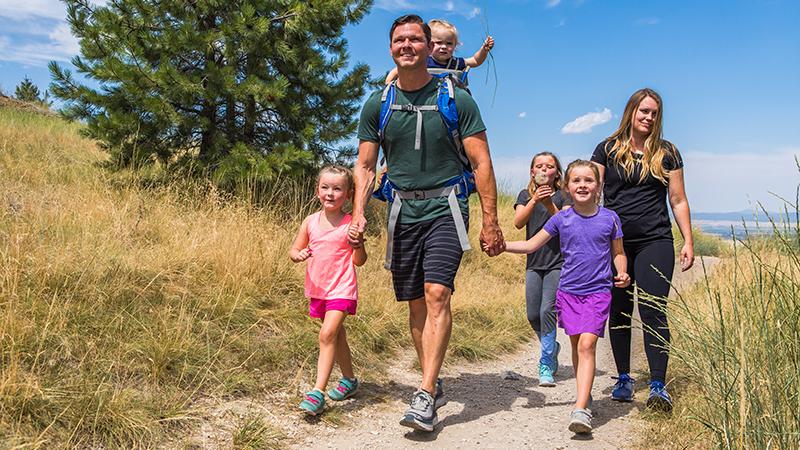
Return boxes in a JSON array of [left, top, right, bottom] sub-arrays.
[[327, 377, 359, 401], [299, 389, 325, 415]]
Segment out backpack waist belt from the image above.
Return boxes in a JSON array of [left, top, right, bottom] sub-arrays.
[[384, 184, 471, 270]]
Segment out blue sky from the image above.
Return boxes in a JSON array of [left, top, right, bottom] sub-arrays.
[[1, 0, 798, 212]]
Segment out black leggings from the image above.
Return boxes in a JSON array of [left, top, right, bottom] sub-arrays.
[[609, 240, 674, 383]]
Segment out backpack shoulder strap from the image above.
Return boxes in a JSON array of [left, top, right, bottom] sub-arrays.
[[378, 81, 396, 144], [435, 75, 470, 169]]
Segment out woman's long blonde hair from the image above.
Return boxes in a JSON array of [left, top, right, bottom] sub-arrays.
[[527, 151, 563, 198], [604, 88, 677, 184]]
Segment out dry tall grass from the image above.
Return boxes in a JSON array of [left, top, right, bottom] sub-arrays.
[[643, 206, 800, 448], [0, 108, 531, 446]]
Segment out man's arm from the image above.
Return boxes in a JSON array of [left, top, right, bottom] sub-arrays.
[[349, 139, 379, 245], [462, 131, 504, 256]]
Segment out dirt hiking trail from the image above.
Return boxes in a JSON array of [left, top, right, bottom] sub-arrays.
[[184, 257, 718, 449]]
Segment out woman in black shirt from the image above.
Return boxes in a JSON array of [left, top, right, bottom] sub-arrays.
[[591, 88, 694, 412]]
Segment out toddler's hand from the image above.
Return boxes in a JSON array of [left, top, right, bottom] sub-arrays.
[[614, 272, 631, 288], [483, 36, 494, 51], [291, 247, 312, 262]]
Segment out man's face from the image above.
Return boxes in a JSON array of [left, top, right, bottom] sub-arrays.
[[390, 23, 432, 71]]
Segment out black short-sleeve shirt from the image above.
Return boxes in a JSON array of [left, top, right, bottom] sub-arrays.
[[591, 139, 684, 245], [514, 190, 570, 271]]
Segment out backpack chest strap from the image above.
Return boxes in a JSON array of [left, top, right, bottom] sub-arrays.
[[389, 104, 438, 151]]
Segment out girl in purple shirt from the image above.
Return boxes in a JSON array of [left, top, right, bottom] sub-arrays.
[[495, 160, 630, 435]]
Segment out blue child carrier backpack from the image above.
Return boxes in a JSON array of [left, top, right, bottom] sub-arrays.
[[372, 73, 476, 203], [371, 73, 475, 269]]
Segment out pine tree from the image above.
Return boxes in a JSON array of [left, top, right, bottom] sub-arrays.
[[50, 0, 373, 183], [15, 77, 43, 103]]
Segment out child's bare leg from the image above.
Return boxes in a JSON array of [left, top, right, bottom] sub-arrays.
[[575, 333, 599, 410], [314, 310, 347, 391], [570, 334, 580, 373], [334, 321, 354, 379]]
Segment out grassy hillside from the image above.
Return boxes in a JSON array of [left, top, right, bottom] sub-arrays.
[[0, 108, 531, 446]]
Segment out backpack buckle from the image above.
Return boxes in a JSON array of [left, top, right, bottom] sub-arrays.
[[414, 191, 425, 200], [399, 104, 415, 112]]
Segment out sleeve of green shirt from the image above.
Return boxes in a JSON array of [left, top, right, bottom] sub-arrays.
[[454, 88, 487, 138], [356, 90, 382, 142]]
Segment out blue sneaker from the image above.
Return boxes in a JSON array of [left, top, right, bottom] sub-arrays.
[[539, 364, 556, 387], [646, 381, 673, 412], [611, 373, 634, 402], [327, 377, 358, 401], [299, 389, 325, 416]]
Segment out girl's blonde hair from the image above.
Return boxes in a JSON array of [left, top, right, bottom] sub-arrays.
[[604, 88, 677, 185], [428, 19, 460, 45], [564, 159, 601, 204], [317, 165, 354, 194], [526, 151, 564, 198]]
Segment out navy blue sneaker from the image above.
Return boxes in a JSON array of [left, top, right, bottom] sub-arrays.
[[611, 373, 635, 402], [646, 381, 673, 412]]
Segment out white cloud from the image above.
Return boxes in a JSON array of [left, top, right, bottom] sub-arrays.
[[546, 0, 562, 8], [561, 108, 613, 134], [374, 0, 482, 19], [0, 0, 105, 66], [635, 17, 660, 26], [0, 0, 66, 21], [518, 112, 527, 119]]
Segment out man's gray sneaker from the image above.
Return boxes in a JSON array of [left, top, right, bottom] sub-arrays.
[[434, 378, 447, 410], [568, 408, 593, 434], [399, 389, 438, 432]]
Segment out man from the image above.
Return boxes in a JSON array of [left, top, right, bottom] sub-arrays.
[[349, 14, 505, 432]]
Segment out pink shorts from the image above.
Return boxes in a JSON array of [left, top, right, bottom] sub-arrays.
[[309, 298, 357, 318]]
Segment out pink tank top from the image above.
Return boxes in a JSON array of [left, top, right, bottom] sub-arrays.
[[305, 211, 358, 301]]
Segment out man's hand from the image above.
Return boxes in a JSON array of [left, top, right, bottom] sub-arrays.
[[348, 214, 367, 248], [480, 222, 505, 257]]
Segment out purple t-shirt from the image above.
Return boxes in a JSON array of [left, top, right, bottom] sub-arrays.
[[542, 207, 623, 295]]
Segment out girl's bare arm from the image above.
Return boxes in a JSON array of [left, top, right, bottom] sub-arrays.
[[504, 229, 553, 254], [611, 238, 630, 288], [289, 216, 312, 262], [353, 244, 367, 267]]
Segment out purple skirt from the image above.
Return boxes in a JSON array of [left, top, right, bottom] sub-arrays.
[[555, 289, 612, 337]]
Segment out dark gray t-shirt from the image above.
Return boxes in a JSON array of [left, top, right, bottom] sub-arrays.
[[514, 189, 570, 271]]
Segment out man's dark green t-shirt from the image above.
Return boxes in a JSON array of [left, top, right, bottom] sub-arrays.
[[357, 77, 486, 224]]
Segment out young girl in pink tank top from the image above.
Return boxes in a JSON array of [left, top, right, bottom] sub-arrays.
[[289, 166, 367, 416]]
